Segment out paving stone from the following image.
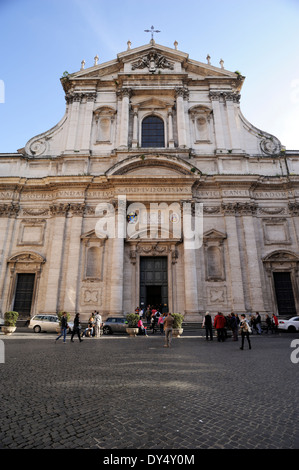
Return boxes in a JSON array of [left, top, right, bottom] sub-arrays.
[[0, 332, 298, 449]]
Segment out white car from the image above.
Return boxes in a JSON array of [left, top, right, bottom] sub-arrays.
[[278, 316, 299, 333], [28, 314, 73, 334]]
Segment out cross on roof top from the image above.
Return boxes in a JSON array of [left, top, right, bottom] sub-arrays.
[[144, 25, 161, 43]]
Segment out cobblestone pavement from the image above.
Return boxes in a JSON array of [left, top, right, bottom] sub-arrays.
[[0, 330, 298, 450]]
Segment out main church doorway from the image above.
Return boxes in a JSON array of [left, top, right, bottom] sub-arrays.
[[140, 257, 168, 310], [273, 272, 296, 315], [13, 273, 35, 319]]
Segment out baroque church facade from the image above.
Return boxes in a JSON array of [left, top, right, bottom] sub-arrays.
[[1, 39, 299, 322]]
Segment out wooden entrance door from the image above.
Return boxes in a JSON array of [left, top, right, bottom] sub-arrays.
[[13, 273, 35, 318], [273, 272, 296, 315], [140, 257, 168, 309]]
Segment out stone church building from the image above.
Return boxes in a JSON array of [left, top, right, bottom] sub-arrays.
[[1, 39, 299, 322]]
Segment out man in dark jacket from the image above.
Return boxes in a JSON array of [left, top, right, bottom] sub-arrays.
[[203, 311, 213, 341], [55, 311, 68, 343], [214, 312, 226, 342]]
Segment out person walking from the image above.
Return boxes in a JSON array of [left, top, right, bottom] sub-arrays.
[[230, 312, 238, 341], [71, 313, 83, 342], [203, 311, 213, 341], [94, 311, 102, 338], [272, 313, 279, 334], [55, 311, 68, 344], [158, 314, 164, 335], [265, 314, 272, 334], [151, 312, 158, 334], [163, 312, 174, 348], [214, 312, 226, 342], [240, 314, 252, 350], [255, 312, 262, 335]]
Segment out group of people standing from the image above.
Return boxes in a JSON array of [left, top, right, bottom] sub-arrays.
[[203, 311, 280, 350], [135, 305, 168, 335], [55, 311, 102, 343], [135, 306, 175, 347]]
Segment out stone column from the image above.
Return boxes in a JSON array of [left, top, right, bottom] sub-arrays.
[[118, 88, 132, 148], [65, 93, 81, 152], [175, 87, 188, 148], [0, 203, 19, 314], [132, 107, 138, 148], [183, 204, 199, 320], [224, 93, 242, 152], [43, 204, 69, 313], [242, 208, 266, 312], [183, 242, 199, 320], [209, 91, 226, 153], [62, 204, 85, 315], [168, 108, 175, 148], [222, 204, 246, 312], [109, 197, 126, 316], [80, 92, 97, 152]]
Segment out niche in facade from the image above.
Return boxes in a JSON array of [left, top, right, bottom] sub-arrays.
[[189, 105, 212, 143], [94, 107, 116, 144], [203, 229, 226, 281]]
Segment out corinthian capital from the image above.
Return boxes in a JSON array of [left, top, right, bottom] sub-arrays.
[[175, 87, 189, 100], [117, 88, 132, 99]]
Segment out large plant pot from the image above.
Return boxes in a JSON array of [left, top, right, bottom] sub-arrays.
[[2, 326, 16, 336], [172, 328, 183, 338], [126, 327, 139, 337]]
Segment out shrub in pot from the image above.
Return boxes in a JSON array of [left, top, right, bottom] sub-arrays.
[[126, 313, 140, 337], [172, 313, 184, 337], [2, 311, 19, 335]]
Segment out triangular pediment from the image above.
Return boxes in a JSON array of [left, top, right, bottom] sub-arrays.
[[65, 42, 241, 83], [203, 229, 227, 240]]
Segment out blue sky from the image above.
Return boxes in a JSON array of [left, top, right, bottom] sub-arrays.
[[1, 0, 299, 153]]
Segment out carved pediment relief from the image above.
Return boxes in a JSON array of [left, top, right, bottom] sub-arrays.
[[133, 97, 174, 110], [203, 229, 227, 241], [263, 250, 299, 263], [8, 251, 46, 265], [131, 51, 174, 72], [106, 154, 201, 177]]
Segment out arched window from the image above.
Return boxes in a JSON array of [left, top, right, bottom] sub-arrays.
[[141, 116, 165, 148]]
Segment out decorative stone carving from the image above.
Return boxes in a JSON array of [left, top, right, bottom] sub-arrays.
[[288, 202, 299, 216], [209, 91, 240, 103], [49, 203, 70, 216], [29, 140, 47, 156], [22, 208, 50, 216], [81, 286, 102, 306], [260, 137, 281, 156], [207, 286, 227, 305], [221, 202, 257, 216], [49, 203, 85, 217], [203, 206, 221, 214], [9, 253, 43, 263], [116, 88, 132, 99], [175, 87, 189, 100], [0, 203, 20, 217], [131, 52, 174, 72], [258, 207, 287, 216]]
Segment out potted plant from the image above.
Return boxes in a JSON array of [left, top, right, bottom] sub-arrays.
[[126, 313, 139, 337], [172, 313, 184, 337], [2, 311, 19, 335]]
